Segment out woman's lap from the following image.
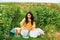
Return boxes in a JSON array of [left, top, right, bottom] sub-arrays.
[[10, 28, 44, 38], [29, 28, 44, 37]]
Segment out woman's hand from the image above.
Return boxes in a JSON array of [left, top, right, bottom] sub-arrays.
[[28, 27, 33, 32], [20, 26, 24, 33]]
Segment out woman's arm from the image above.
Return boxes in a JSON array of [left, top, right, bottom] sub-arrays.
[[28, 22, 36, 32], [20, 18, 25, 30], [32, 22, 36, 30]]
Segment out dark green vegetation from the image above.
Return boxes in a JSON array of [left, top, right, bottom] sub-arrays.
[[0, 3, 60, 40]]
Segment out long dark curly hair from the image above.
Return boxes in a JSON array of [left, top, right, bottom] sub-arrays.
[[25, 12, 34, 25]]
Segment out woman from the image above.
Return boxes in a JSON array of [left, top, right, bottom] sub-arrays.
[[10, 12, 44, 38]]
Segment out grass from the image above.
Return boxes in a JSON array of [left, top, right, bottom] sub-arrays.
[[2, 24, 60, 40], [7, 35, 43, 40]]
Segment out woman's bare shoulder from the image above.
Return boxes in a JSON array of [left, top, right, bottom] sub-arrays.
[[23, 18, 25, 20], [20, 18, 26, 24], [21, 18, 26, 22], [33, 21, 36, 23]]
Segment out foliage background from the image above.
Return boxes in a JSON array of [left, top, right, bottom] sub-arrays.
[[0, 3, 60, 40]]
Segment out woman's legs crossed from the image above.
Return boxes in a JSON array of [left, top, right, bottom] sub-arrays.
[[29, 28, 44, 38]]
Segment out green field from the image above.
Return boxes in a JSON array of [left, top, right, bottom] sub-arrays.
[[0, 3, 60, 40]]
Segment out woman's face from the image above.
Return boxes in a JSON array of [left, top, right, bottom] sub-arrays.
[[27, 13, 31, 19]]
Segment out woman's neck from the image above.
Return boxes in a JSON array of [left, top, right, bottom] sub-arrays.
[[28, 18, 31, 22]]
